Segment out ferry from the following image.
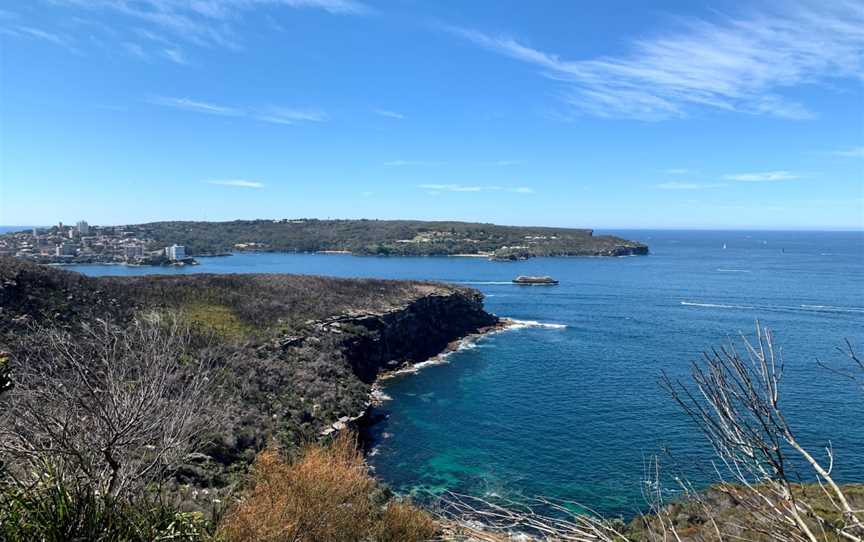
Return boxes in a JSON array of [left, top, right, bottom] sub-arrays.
[[512, 275, 559, 285]]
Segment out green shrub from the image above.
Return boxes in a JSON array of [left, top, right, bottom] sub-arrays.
[[0, 481, 214, 542]]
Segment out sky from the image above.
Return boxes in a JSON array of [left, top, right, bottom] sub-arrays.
[[0, 0, 862, 229]]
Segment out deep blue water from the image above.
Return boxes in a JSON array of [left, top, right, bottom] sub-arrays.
[[68, 230, 864, 517]]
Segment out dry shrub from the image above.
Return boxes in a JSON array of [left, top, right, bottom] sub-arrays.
[[217, 432, 436, 542], [373, 502, 437, 542]]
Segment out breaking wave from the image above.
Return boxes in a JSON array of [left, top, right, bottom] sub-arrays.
[[505, 318, 568, 329]]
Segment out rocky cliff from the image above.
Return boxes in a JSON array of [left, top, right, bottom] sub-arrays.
[[0, 257, 499, 495], [315, 291, 499, 384]]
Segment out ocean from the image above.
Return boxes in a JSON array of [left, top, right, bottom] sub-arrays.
[[67, 230, 864, 517]]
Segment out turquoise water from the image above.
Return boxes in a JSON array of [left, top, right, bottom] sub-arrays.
[[69, 230, 864, 516]]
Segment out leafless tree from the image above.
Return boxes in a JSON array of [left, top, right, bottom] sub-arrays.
[[0, 313, 225, 499], [435, 491, 633, 541], [660, 322, 864, 541], [437, 324, 863, 541]]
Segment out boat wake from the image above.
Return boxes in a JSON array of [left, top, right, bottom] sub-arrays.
[[457, 281, 515, 285], [681, 301, 864, 315], [716, 268, 752, 273]]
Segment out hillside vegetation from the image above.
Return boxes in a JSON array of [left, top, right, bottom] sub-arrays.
[[0, 258, 497, 517], [122, 218, 649, 258]]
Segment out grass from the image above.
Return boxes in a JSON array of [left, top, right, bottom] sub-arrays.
[[182, 303, 257, 342], [0, 481, 213, 542]]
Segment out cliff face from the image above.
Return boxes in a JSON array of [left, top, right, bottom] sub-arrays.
[[0, 258, 499, 494], [315, 290, 499, 383]]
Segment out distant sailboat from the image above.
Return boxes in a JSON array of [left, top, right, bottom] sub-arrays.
[[722, 243, 727, 250]]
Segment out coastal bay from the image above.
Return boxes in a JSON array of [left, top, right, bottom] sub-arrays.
[[67, 229, 864, 517]]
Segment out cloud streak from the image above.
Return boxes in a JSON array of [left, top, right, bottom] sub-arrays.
[[1, 25, 77, 51], [149, 96, 328, 125], [656, 182, 725, 190], [54, 0, 368, 50], [385, 160, 442, 167], [255, 107, 329, 125], [829, 146, 864, 158], [722, 171, 801, 182], [203, 179, 264, 188], [419, 184, 533, 194], [373, 108, 405, 120], [447, 2, 864, 120], [149, 96, 241, 116]]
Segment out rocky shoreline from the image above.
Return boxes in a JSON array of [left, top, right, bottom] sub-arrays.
[[0, 258, 507, 507], [315, 290, 504, 439]]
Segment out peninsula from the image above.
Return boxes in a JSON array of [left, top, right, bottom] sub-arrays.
[[0, 219, 648, 263], [0, 257, 498, 505], [123, 218, 648, 259]]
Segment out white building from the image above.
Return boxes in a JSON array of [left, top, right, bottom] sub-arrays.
[[55, 243, 76, 257], [165, 244, 186, 261], [76, 220, 89, 235], [124, 244, 144, 259]]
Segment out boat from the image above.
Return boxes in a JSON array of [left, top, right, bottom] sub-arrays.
[[512, 275, 559, 285]]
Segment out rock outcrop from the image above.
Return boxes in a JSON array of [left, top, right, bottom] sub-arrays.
[[317, 290, 499, 383], [0, 257, 499, 494]]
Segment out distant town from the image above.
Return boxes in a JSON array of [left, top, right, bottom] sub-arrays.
[[0, 221, 197, 266]]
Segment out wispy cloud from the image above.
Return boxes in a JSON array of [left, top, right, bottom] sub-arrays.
[[373, 108, 405, 120], [149, 96, 327, 125], [665, 168, 693, 175], [656, 181, 725, 190], [54, 0, 369, 50], [483, 160, 522, 167], [148, 96, 241, 116], [829, 146, 864, 158], [203, 179, 264, 188], [123, 41, 149, 60], [722, 171, 801, 182], [17, 26, 70, 47], [255, 107, 329, 125], [163, 48, 188, 64], [2, 25, 76, 50], [385, 160, 442, 167], [446, 2, 864, 121], [419, 184, 534, 194]]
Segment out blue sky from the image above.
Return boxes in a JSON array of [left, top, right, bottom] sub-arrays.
[[0, 0, 862, 229]]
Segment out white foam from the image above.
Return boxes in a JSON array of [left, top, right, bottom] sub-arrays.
[[717, 268, 752, 273], [505, 318, 568, 329], [379, 317, 567, 382], [371, 387, 392, 403]]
